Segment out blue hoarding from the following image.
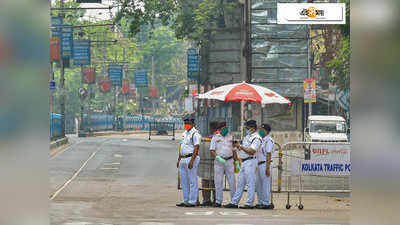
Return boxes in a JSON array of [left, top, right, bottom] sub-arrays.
[[135, 70, 148, 88], [108, 65, 123, 87], [73, 39, 91, 66], [187, 48, 199, 79], [60, 25, 73, 58], [51, 17, 62, 38]]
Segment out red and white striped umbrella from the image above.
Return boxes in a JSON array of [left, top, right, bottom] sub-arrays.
[[198, 81, 290, 104]]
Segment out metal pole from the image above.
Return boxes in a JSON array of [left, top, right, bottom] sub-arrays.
[[49, 0, 54, 115], [152, 55, 155, 113], [123, 48, 127, 131], [307, 25, 312, 118], [60, 0, 66, 137]]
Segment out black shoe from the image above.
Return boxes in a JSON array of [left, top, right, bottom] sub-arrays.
[[176, 202, 187, 207], [213, 203, 222, 208], [200, 201, 213, 207], [264, 204, 274, 210], [239, 205, 254, 209], [223, 203, 238, 208], [185, 203, 196, 207], [255, 204, 264, 209]]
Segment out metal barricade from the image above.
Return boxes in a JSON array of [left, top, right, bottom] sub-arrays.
[[276, 141, 351, 210], [148, 121, 175, 140]]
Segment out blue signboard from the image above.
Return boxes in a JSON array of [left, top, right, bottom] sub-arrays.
[[135, 70, 148, 88], [51, 17, 62, 38], [187, 48, 199, 79], [49, 80, 56, 91], [60, 25, 73, 58], [108, 65, 123, 87], [73, 39, 91, 66]]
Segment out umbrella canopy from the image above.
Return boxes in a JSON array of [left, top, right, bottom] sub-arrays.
[[198, 81, 290, 104]]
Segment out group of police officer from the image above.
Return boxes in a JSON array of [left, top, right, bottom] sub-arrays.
[[176, 115, 274, 209]]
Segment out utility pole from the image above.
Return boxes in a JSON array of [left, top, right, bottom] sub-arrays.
[[49, 0, 54, 115], [151, 55, 155, 114], [307, 25, 312, 118], [59, 0, 66, 137], [123, 48, 127, 131]]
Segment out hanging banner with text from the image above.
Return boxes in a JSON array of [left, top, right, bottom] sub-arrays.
[[60, 25, 73, 58], [149, 85, 158, 98], [82, 67, 96, 84], [187, 48, 199, 79], [99, 77, 111, 92], [51, 17, 62, 38], [304, 78, 316, 103], [50, 37, 60, 61], [122, 79, 130, 94], [108, 65, 123, 87], [73, 39, 91, 66], [128, 84, 136, 99], [135, 69, 148, 88]]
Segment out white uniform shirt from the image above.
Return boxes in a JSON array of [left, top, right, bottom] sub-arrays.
[[209, 133, 234, 158], [180, 128, 202, 156], [238, 132, 262, 159], [258, 135, 274, 162]]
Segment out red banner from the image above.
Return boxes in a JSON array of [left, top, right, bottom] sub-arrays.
[[99, 77, 111, 92], [121, 79, 129, 94], [50, 37, 60, 62], [128, 84, 136, 99], [82, 67, 96, 84], [149, 85, 158, 98]]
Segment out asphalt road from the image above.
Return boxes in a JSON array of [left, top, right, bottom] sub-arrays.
[[50, 135, 350, 225]]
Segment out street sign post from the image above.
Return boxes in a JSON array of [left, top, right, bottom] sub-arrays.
[[73, 39, 91, 66], [108, 65, 123, 87], [135, 69, 148, 88], [49, 80, 56, 92], [187, 48, 199, 79], [60, 25, 73, 58]]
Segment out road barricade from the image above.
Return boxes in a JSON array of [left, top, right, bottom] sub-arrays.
[[276, 141, 351, 210]]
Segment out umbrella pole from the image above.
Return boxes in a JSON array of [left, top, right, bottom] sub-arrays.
[[241, 100, 244, 139]]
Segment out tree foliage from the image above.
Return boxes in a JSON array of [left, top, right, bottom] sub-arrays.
[[115, 0, 239, 44]]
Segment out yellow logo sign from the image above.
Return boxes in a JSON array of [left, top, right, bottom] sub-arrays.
[[300, 7, 324, 18]]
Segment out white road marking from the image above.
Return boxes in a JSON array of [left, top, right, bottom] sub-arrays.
[[122, 139, 128, 142], [216, 224, 252, 225], [219, 211, 248, 216], [113, 154, 123, 158], [64, 223, 112, 225], [100, 167, 119, 170], [103, 162, 121, 166], [139, 223, 175, 225], [185, 211, 214, 216], [50, 151, 97, 200]]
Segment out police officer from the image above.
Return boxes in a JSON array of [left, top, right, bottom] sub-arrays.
[[255, 124, 274, 209], [209, 122, 239, 207], [224, 120, 262, 209], [176, 115, 202, 207]]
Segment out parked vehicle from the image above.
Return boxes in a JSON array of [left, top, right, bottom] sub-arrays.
[[304, 115, 349, 143]]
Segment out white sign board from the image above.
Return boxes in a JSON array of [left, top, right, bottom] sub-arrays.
[[292, 159, 351, 176], [184, 97, 193, 112], [277, 3, 346, 24], [310, 143, 350, 161], [292, 143, 351, 176]]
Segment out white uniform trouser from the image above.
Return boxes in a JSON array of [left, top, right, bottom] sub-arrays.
[[256, 162, 273, 205], [231, 158, 257, 206], [214, 158, 236, 204], [179, 156, 200, 205]]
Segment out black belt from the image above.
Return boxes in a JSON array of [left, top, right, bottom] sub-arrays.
[[241, 157, 254, 163], [222, 156, 233, 161], [258, 161, 273, 165], [180, 153, 193, 158]]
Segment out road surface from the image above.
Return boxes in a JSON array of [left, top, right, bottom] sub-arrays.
[[50, 135, 350, 225]]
